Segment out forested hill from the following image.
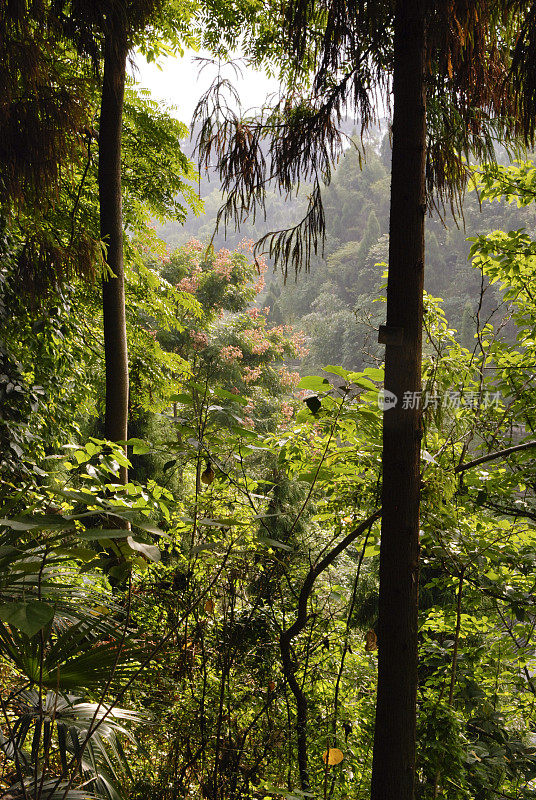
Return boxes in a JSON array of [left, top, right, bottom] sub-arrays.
[[157, 133, 536, 371]]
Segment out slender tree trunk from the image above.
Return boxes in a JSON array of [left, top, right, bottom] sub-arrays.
[[99, 24, 129, 484], [370, 2, 426, 799], [280, 511, 381, 792], [280, 631, 310, 792]]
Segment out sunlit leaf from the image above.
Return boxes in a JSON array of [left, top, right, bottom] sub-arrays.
[[322, 748, 344, 765]]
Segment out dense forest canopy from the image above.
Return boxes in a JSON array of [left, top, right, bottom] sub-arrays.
[[4, 2, 536, 800]]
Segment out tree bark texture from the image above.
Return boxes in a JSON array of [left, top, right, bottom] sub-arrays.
[[99, 25, 129, 484], [370, 2, 426, 799]]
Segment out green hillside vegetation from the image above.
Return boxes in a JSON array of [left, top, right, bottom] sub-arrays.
[[158, 136, 534, 371]]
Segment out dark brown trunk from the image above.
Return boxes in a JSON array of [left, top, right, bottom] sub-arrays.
[[370, 2, 426, 799], [99, 25, 129, 484], [280, 630, 310, 792]]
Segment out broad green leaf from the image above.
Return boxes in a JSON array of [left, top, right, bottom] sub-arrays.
[[257, 536, 293, 551], [78, 528, 135, 541], [350, 376, 376, 390], [169, 392, 194, 404], [126, 438, 152, 455], [0, 518, 42, 531], [297, 376, 330, 391], [323, 365, 349, 379], [127, 536, 160, 562], [363, 367, 385, 381], [0, 601, 54, 637]]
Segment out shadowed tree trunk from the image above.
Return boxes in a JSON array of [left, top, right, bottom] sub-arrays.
[[370, 2, 426, 799], [98, 21, 129, 484]]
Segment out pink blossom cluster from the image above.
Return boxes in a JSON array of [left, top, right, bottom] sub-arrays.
[[243, 401, 255, 428], [246, 307, 263, 320], [270, 324, 293, 336], [213, 248, 233, 280], [238, 238, 255, 253], [177, 267, 202, 294], [183, 238, 204, 268], [184, 238, 204, 253], [243, 365, 262, 384], [290, 331, 309, 358], [243, 329, 271, 355], [220, 345, 243, 362], [278, 367, 301, 389], [266, 325, 291, 356], [281, 401, 294, 421], [189, 330, 209, 350], [271, 338, 286, 356]]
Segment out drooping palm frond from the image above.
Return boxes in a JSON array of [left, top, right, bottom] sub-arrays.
[[0, 620, 143, 691], [195, 0, 530, 277], [5, 779, 97, 800], [193, 54, 384, 276], [511, 1, 536, 142], [425, 2, 526, 213], [0, 1, 92, 209], [2, 689, 147, 800], [0, 505, 149, 700]]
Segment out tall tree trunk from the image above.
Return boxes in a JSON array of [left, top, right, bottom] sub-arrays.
[[99, 24, 129, 484], [370, 2, 426, 799]]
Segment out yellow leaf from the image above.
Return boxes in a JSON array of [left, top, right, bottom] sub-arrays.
[[323, 748, 344, 766]]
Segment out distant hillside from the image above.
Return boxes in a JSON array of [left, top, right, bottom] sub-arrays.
[[157, 129, 535, 370]]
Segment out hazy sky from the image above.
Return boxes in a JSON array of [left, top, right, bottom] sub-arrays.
[[132, 50, 280, 125]]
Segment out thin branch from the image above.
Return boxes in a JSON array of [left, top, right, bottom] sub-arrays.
[[279, 509, 381, 791], [455, 439, 536, 473]]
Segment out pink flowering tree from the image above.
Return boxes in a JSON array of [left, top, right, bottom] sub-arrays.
[[154, 238, 308, 431], [127, 236, 311, 536]]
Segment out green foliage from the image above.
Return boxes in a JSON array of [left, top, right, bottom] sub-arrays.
[[8, 4, 536, 796], [0, 438, 169, 798]]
